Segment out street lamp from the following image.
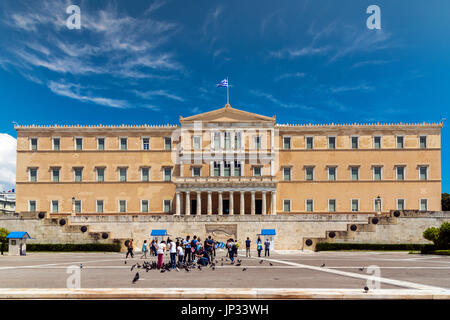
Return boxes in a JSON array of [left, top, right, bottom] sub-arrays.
[[376, 195, 381, 215]]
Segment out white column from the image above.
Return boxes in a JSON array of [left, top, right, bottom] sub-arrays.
[[271, 191, 276, 215], [185, 191, 190, 215], [197, 192, 201, 215], [240, 191, 245, 215], [262, 191, 266, 215], [229, 191, 234, 215], [218, 192, 223, 215], [176, 192, 181, 215], [241, 160, 245, 176], [231, 161, 235, 176], [251, 191, 256, 215], [207, 191, 212, 215], [180, 164, 184, 177], [220, 160, 224, 176], [210, 161, 214, 176]]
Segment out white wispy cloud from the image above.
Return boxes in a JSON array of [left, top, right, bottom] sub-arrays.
[[274, 72, 306, 81], [0, 134, 16, 192], [329, 84, 374, 93], [351, 60, 392, 69], [48, 81, 130, 108], [249, 90, 313, 110], [132, 89, 184, 102], [269, 46, 330, 59]]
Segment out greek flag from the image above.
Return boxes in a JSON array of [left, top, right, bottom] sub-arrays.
[[216, 79, 228, 87]]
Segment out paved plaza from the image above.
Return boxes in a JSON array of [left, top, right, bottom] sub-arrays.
[[0, 250, 449, 294]]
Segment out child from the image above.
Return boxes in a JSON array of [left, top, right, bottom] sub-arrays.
[[141, 240, 148, 259]]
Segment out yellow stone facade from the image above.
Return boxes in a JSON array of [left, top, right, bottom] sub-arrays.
[[15, 104, 443, 216]]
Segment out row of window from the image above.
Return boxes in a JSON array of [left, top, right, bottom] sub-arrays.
[[280, 165, 429, 181], [282, 198, 429, 212], [282, 135, 429, 150], [26, 164, 430, 182], [29, 199, 172, 214]]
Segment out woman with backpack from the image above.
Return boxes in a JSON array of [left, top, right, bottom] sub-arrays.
[[257, 237, 263, 257], [141, 240, 149, 259]]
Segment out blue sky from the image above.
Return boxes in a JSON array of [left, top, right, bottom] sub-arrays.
[[0, 0, 449, 192]]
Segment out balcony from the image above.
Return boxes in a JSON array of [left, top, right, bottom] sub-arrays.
[[174, 176, 277, 191]]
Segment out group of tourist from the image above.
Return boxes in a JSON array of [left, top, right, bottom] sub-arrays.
[[124, 235, 272, 268]]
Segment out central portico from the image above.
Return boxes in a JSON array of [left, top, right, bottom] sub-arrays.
[[174, 104, 278, 215]]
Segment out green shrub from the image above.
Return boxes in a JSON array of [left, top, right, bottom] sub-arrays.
[[0, 227, 9, 243], [26, 243, 121, 252], [315, 242, 426, 251], [423, 222, 450, 249]]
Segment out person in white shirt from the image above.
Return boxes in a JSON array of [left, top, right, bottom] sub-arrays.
[[169, 239, 177, 269], [176, 241, 184, 265], [157, 241, 166, 268]]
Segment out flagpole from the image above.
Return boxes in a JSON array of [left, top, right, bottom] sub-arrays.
[[227, 76, 229, 105]]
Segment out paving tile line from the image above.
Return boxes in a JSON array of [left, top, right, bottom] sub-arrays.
[[252, 257, 448, 291]]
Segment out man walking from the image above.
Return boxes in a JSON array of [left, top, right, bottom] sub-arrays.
[[140, 240, 148, 259], [183, 235, 192, 263], [126, 239, 134, 259], [245, 237, 251, 257], [169, 239, 177, 269], [264, 238, 271, 257]]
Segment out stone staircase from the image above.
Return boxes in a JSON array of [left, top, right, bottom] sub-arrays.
[[302, 211, 402, 251]]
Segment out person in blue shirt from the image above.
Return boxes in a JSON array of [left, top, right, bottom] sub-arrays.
[[256, 237, 263, 257], [245, 237, 251, 257], [195, 248, 210, 266], [183, 235, 191, 263]]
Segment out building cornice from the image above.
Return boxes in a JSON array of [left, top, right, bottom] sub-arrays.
[[276, 122, 444, 130]]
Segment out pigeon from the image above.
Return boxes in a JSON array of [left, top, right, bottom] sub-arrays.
[[321, 263, 325, 268], [137, 263, 141, 269], [132, 272, 139, 284], [130, 264, 136, 271], [176, 267, 180, 272], [124, 261, 127, 265], [212, 266, 215, 271], [235, 263, 241, 267], [259, 260, 264, 264], [364, 286, 369, 292], [160, 269, 166, 273], [237, 259, 242, 263], [80, 264, 83, 269], [242, 268, 247, 271], [269, 263, 273, 266], [359, 267, 364, 271]]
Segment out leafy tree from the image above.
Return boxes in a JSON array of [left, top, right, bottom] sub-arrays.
[[0, 228, 9, 243], [423, 222, 450, 249], [442, 193, 450, 211]]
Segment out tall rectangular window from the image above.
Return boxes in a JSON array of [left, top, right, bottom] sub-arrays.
[[164, 168, 172, 181], [283, 199, 291, 212], [119, 200, 126, 213], [163, 200, 171, 213], [74, 200, 82, 213], [29, 200, 36, 212], [374, 198, 382, 212], [141, 200, 149, 213], [396, 166, 405, 180], [192, 167, 201, 177], [75, 138, 83, 150], [30, 138, 38, 150], [419, 166, 428, 180], [305, 167, 314, 181], [119, 168, 127, 182], [29, 168, 37, 182], [254, 136, 261, 150], [283, 137, 291, 150], [141, 168, 149, 181], [306, 199, 314, 212], [283, 167, 291, 181], [351, 136, 359, 149], [213, 162, 220, 177], [328, 136, 336, 149], [193, 136, 201, 150], [214, 132, 221, 149], [328, 199, 336, 212], [374, 136, 381, 149], [142, 138, 150, 150], [373, 167, 382, 180], [96, 200, 104, 213], [419, 136, 427, 149], [420, 199, 428, 211], [397, 136, 404, 149], [234, 161, 241, 176], [224, 132, 231, 149], [52, 138, 60, 151], [51, 200, 59, 213], [306, 137, 313, 149], [351, 199, 359, 212], [120, 138, 128, 150], [97, 168, 105, 182], [224, 161, 231, 176], [397, 199, 405, 210], [52, 169, 60, 182], [351, 167, 359, 181], [164, 137, 171, 150], [253, 166, 262, 177], [328, 167, 336, 181], [97, 138, 105, 150], [74, 168, 83, 182], [234, 132, 241, 149]]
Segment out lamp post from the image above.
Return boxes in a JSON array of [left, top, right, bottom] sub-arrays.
[[376, 195, 381, 215], [72, 197, 75, 216]]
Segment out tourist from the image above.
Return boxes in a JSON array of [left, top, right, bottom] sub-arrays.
[[151, 240, 157, 256], [235, 239, 239, 256], [176, 241, 184, 265], [125, 239, 134, 259], [228, 238, 237, 263], [206, 235, 214, 257], [264, 238, 271, 257], [257, 237, 263, 257], [191, 235, 198, 257], [140, 240, 148, 259], [195, 247, 210, 266], [169, 239, 177, 269], [157, 240, 166, 268], [212, 238, 217, 258], [245, 237, 251, 257], [183, 235, 191, 263]]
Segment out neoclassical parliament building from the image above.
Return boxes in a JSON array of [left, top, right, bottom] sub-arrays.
[[15, 104, 443, 218]]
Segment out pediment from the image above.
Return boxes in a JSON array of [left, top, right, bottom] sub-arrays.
[[180, 104, 275, 124]]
